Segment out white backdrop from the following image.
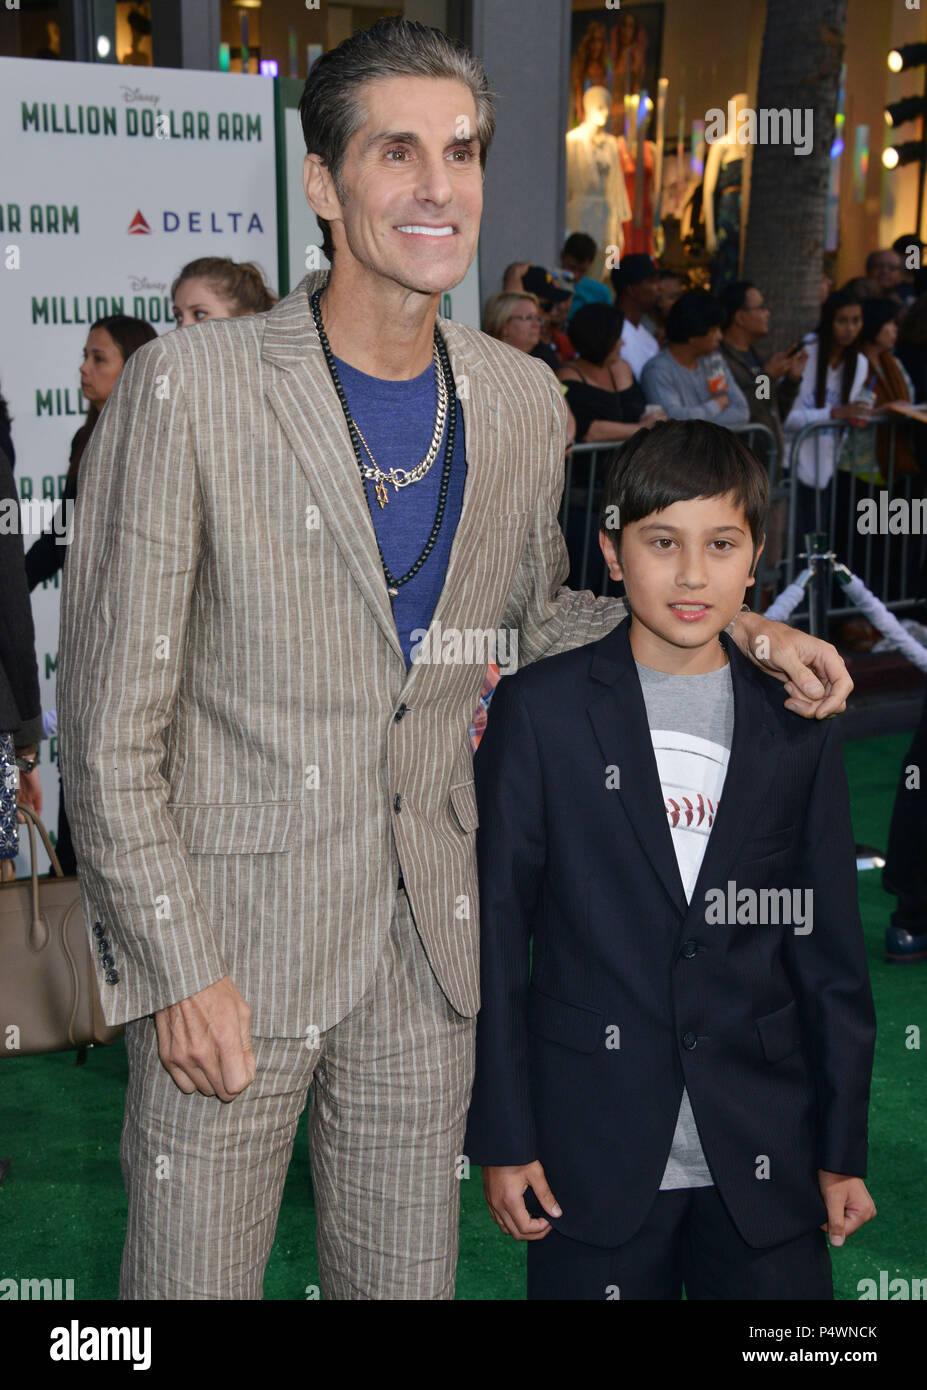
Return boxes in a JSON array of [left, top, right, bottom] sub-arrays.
[[0, 57, 278, 872]]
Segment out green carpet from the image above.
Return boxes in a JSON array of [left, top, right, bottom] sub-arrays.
[[0, 733, 918, 1301]]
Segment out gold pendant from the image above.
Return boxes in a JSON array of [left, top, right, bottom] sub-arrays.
[[375, 479, 389, 509]]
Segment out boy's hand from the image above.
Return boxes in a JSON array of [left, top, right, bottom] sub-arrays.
[[732, 612, 852, 718], [482, 1161, 562, 1240], [818, 1170, 877, 1247]]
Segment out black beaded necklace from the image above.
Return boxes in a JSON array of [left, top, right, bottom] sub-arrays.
[[310, 287, 457, 601]]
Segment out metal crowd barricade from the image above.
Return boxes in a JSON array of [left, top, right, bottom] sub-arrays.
[[782, 415, 927, 625], [559, 440, 624, 593]]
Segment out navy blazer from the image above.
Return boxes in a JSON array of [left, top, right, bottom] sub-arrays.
[[464, 620, 876, 1249]]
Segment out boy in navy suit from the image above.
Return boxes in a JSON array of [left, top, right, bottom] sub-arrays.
[[464, 419, 876, 1299]]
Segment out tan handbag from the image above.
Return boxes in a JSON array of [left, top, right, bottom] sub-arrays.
[[0, 802, 124, 1057]]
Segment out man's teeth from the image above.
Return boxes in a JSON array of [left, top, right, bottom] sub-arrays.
[[397, 225, 454, 236], [672, 604, 706, 609]]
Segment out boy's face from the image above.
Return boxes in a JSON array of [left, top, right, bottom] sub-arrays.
[[598, 492, 764, 672]]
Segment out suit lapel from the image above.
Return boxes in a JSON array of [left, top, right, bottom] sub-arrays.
[[680, 630, 780, 934], [585, 624, 781, 926], [261, 272, 502, 673], [586, 622, 689, 918], [401, 315, 503, 690]]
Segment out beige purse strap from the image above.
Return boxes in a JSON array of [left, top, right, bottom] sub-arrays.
[[14, 802, 66, 950]]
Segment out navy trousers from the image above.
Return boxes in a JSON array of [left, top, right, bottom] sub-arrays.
[[526, 1185, 833, 1301]]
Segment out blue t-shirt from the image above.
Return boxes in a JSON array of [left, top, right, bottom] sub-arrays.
[[332, 351, 467, 668]]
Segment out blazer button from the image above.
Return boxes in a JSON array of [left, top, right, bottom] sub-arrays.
[[394, 704, 408, 722], [393, 793, 402, 813], [93, 922, 104, 938], [102, 953, 115, 968], [97, 939, 110, 954], [681, 940, 698, 959], [104, 969, 119, 985], [682, 1031, 697, 1050]]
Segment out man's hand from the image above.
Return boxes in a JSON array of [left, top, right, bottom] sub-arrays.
[[482, 1160, 561, 1240], [787, 347, 809, 381], [762, 351, 794, 380], [733, 612, 853, 718], [154, 975, 256, 1102], [818, 1170, 877, 1247]]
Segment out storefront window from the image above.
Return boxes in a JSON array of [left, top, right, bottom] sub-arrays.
[[219, 0, 400, 79], [0, 2, 66, 60]]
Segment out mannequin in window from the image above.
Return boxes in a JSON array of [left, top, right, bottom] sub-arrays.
[[566, 87, 631, 280], [704, 93, 752, 294]]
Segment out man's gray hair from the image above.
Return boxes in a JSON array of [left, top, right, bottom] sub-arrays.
[[299, 16, 495, 264]]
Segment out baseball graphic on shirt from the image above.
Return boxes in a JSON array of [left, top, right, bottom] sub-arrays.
[[650, 730, 730, 903]]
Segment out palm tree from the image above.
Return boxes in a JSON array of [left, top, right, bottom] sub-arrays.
[[742, 0, 848, 352]]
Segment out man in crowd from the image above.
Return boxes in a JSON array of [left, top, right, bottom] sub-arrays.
[[866, 247, 904, 305], [719, 280, 806, 459], [642, 290, 750, 425], [559, 232, 612, 317], [610, 254, 661, 379], [643, 268, 687, 345], [521, 265, 574, 369]]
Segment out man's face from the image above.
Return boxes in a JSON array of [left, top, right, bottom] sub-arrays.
[[599, 492, 762, 667], [632, 274, 659, 310], [656, 276, 683, 316], [869, 251, 902, 289], [561, 252, 591, 279], [304, 76, 483, 296], [547, 296, 572, 328], [689, 324, 723, 356], [737, 286, 771, 342]]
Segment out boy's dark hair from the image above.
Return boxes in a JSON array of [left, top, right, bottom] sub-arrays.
[[665, 290, 724, 343], [599, 419, 769, 560], [299, 17, 495, 265], [566, 302, 625, 365]]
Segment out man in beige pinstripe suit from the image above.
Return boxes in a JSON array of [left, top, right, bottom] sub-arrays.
[[57, 18, 851, 1300]]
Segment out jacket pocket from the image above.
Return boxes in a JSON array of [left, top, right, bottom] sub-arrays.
[[741, 826, 796, 864], [527, 987, 604, 1054], [167, 801, 299, 854], [755, 998, 802, 1063], [448, 780, 479, 833]]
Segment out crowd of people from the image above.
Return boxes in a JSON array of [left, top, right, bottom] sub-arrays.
[[487, 232, 927, 515]]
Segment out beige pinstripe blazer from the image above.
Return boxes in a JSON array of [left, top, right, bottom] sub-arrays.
[[57, 269, 626, 1036]]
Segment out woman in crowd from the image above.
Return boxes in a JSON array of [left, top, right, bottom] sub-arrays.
[[783, 291, 870, 542], [556, 303, 662, 442], [856, 297, 917, 477], [171, 256, 277, 327], [483, 290, 544, 353], [25, 314, 157, 872], [641, 291, 750, 424], [26, 315, 157, 591], [483, 291, 577, 444]]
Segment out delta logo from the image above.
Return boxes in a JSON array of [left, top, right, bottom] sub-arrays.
[[127, 209, 265, 236]]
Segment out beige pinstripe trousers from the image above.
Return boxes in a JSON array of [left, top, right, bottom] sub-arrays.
[[117, 889, 476, 1300]]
